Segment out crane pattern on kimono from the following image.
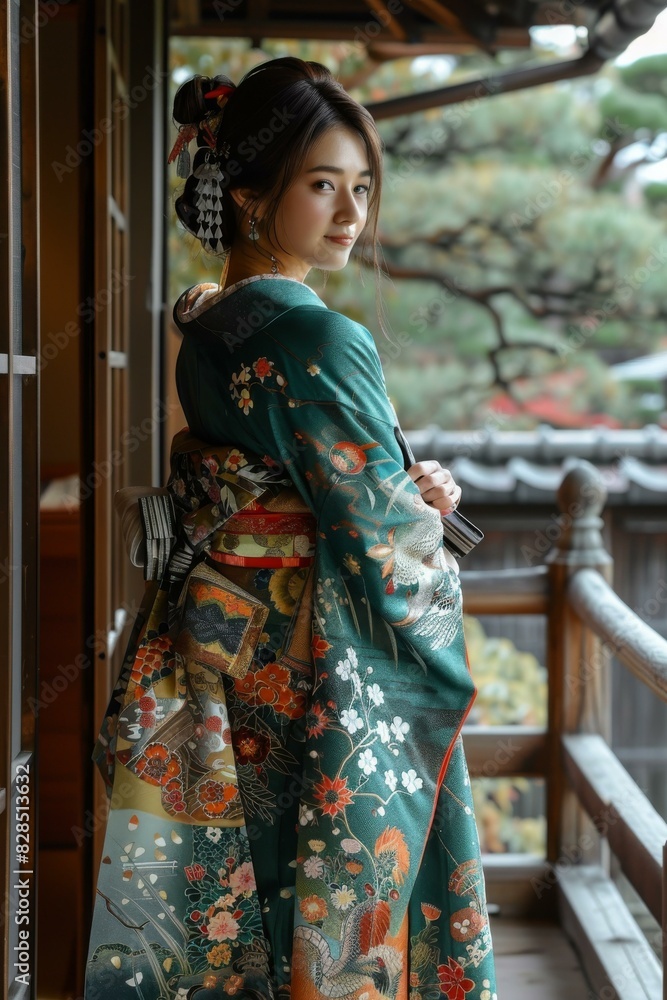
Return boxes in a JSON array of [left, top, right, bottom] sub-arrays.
[[295, 897, 402, 998]]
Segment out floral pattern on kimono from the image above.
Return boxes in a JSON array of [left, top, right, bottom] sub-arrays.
[[84, 275, 497, 1000]]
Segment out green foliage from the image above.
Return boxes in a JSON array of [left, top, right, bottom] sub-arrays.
[[599, 85, 667, 135], [618, 54, 667, 97], [168, 40, 667, 430], [644, 181, 667, 205]]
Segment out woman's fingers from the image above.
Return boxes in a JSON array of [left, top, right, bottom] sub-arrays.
[[407, 460, 461, 512], [435, 483, 461, 513], [406, 460, 441, 482]]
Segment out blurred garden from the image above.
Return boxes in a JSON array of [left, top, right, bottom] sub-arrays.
[[169, 34, 667, 432]]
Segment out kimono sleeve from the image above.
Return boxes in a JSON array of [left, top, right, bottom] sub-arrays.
[[260, 309, 472, 698]]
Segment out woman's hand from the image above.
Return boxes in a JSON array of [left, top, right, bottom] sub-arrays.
[[407, 461, 461, 574], [407, 460, 461, 515]]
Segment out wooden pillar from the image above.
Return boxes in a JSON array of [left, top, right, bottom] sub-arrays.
[[545, 461, 613, 873]]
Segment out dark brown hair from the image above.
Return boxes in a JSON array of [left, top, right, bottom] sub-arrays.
[[172, 56, 392, 338]]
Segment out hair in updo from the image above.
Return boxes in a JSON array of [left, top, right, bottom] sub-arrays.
[[172, 56, 388, 312]]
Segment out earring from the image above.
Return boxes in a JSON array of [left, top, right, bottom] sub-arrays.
[[248, 216, 259, 241], [270, 255, 278, 274]]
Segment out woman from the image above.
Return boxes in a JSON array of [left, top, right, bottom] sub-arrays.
[[86, 57, 497, 1000]]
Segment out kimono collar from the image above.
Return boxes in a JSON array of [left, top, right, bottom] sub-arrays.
[[173, 274, 327, 327]]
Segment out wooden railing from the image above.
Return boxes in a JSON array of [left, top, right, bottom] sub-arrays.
[[459, 459, 666, 999]]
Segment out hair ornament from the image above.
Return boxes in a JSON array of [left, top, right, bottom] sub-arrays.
[[204, 82, 236, 107], [167, 123, 198, 178], [191, 148, 225, 253], [168, 80, 236, 178]]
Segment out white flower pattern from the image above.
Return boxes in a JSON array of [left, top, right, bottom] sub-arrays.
[[401, 769, 423, 794], [340, 709, 364, 734], [336, 658, 353, 681], [299, 803, 314, 826], [303, 855, 325, 879], [376, 720, 391, 744], [391, 716, 410, 742], [358, 748, 378, 776], [331, 885, 357, 911], [366, 683, 384, 706]]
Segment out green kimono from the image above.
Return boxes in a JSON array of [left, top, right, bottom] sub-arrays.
[[85, 274, 497, 1000]]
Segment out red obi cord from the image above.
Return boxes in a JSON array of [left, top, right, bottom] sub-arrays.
[[208, 551, 314, 568]]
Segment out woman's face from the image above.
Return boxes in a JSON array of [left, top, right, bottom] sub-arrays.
[[267, 127, 371, 281]]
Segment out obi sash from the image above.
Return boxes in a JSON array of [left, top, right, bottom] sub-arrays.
[[93, 427, 316, 812]]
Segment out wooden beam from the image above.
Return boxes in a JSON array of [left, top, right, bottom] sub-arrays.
[[366, 39, 484, 59], [461, 565, 549, 615], [559, 866, 662, 1000], [171, 20, 532, 48], [409, 0, 483, 48], [363, 50, 605, 119], [172, 0, 201, 30], [562, 733, 667, 923], [247, 0, 271, 18], [482, 854, 557, 919], [568, 567, 667, 703], [361, 0, 409, 41], [462, 725, 547, 778]]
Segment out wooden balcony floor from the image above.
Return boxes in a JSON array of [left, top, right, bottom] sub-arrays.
[[492, 916, 590, 998]]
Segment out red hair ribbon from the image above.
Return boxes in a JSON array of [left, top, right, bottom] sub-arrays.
[[204, 84, 236, 101]]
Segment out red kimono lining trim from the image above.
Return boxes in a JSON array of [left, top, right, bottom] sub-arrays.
[[208, 550, 315, 568]]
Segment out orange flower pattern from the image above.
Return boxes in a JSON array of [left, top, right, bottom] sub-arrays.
[[438, 957, 476, 1000], [299, 894, 329, 923], [135, 742, 181, 787], [312, 774, 354, 818]]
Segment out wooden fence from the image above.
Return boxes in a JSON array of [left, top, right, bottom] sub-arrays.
[[459, 459, 666, 999]]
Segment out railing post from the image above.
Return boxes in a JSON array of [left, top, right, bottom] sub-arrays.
[[545, 461, 613, 882]]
